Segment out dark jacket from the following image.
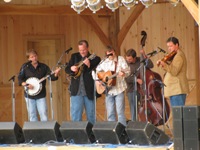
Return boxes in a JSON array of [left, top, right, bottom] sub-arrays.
[[18, 62, 58, 99], [65, 52, 101, 100]]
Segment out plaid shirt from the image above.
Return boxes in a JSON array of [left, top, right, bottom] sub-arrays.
[[96, 56, 130, 95]]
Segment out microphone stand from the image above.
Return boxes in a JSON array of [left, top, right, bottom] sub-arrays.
[[93, 56, 108, 121], [48, 49, 71, 121], [132, 64, 144, 121], [8, 75, 16, 122], [152, 78, 172, 134], [25, 87, 30, 121], [91, 70, 97, 122], [140, 58, 148, 122], [48, 75, 54, 120], [56, 48, 72, 67], [140, 52, 158, 122], [8, 62, 31, 122]]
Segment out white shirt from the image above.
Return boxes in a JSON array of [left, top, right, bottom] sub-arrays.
[[96, 56, 130, 95]]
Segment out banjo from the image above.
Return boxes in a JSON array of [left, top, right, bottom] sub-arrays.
[[25, 65, 65, 96]]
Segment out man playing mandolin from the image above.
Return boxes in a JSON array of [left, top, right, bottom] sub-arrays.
[[65, 40, 101, 125], [95, 46, 130, 126], [18, 50, 61, 121]]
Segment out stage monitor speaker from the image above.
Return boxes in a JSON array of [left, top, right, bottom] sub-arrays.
[[183, 106, 200, 150], [126, 121, 169, 145], [92, 121, 129, 144], [172, 106, 184, 150], [23, 121, 63, 144], [0, 122, 25, 144], [60, 121, 95, 144]]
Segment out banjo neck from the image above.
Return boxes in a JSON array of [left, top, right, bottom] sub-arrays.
[[39, 71, 55, 83], [39, 65, 65, 83]]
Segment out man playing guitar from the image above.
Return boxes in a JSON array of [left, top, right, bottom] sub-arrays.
[[95, 46, 130, 126]]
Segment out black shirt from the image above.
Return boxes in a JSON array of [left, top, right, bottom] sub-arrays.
[[18, 62, 58, 99]]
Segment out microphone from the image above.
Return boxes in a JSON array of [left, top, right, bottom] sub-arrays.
[[157, 47, 166, 53], [147, 50, 158, 56], [106, 53, 113, 57], [65, 47, 73, 54]]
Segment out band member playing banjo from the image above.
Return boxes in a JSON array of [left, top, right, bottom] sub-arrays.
[[18, 50, 61, 121]]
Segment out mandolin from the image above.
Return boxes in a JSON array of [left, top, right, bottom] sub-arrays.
[[72, 53, 96, 79]]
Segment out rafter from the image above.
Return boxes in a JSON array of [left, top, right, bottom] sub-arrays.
[[81, 15, 112, 46], [181, 0, 199, 24], [117, 4, 145, 47]]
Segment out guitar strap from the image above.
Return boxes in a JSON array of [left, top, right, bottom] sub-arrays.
[[112, 57, 118, 86]]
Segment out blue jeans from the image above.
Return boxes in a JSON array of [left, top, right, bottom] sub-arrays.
[[70, 96, 95, 124], [170, 94, 186, 107], [105, 92, 126, 126], [25, 97, 48, 121]]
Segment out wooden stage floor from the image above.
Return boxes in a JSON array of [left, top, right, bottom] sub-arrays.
[[0, 143, 174, 150]]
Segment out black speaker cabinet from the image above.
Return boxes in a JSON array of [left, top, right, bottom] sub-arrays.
[[23, 121, 63, 144], [172, 106, 184, 150], [92, 121, 129, 144], [126, 121, 169, 145], [0, 122, 25, 144], [183, 106, 200, 150], [60, 121, 95, 144]]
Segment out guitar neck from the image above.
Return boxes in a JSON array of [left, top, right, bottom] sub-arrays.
[[76, 54, 96, 68], [77, 62, 84, 68], [107, 68, 129, 80], [107, 73, 118, 80]]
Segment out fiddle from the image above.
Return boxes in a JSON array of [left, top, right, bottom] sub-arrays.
[[157, 50, 177, 66]]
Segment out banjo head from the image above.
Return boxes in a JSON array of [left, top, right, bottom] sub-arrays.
[[25, 77, 42, 96]]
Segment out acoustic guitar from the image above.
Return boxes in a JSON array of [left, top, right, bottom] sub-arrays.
[[96, 68, 129, 94], [71, 53, 96, 79]]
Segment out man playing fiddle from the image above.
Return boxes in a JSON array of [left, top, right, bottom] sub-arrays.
[[157, 37, 189, 107]]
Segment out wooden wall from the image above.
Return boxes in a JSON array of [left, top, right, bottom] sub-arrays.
[[0, 2, 198, 132]]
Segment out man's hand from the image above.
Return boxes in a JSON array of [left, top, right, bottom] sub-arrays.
[[71, 66, 78, 73], [118, 71, 125, 77], [54, 67, 61, 77], [137, 79, 143, 85], [157, 60, 165, 68], [83, 58, 90, 68]]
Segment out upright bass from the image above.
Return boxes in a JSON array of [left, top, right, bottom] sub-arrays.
[[137, 31, 170, 126]]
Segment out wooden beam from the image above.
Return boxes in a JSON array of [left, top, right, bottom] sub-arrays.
[[117, 4, 145, 47], [0, 4, 113, 16], [181, 0, 199, 24], [109, 10, 121, 54], [81, 15, 112, 46]]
